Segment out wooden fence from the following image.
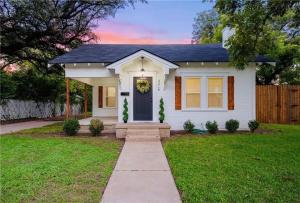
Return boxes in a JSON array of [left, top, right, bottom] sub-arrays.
[[256, 85, 300, 124]]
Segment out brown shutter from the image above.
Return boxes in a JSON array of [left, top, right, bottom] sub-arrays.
[[98, 86, 103, 108], [228, 76, 234, 110], [175, 76, 182, 110]]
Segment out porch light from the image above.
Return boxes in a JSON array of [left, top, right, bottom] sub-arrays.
[[73, 63, 77, 67], [140, 56, 145, 72], [186, 62, 189, 65], [201, 62, 204, 66], [216, 62, 219, 65]]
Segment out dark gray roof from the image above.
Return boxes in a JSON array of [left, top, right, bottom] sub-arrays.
[[49, 43, 271, 64]]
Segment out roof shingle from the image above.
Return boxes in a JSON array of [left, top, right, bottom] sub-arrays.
[[49, 43, 271, 64]]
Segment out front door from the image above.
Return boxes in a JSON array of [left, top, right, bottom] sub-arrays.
[[133, 77, 153, 121]]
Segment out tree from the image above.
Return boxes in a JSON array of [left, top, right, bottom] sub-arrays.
[[192, 10, 222, 44], [0, 0, 143, 73], [215, 0, 300, 70], [0, 70, 17, 103]]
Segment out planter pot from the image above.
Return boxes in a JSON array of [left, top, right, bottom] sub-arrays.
[[124, 120, 127, 123], [160, 120, 163, 123]]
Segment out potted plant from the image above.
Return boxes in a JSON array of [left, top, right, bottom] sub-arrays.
[[123, 98, 128, 123], [159, 98, 165, 123]]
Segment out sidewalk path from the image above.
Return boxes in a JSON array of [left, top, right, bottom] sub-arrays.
[[0, 121, 56, 135], [101, 141, 182, 203]]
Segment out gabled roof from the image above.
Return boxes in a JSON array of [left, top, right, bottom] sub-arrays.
[[49, 43, 271, 64]]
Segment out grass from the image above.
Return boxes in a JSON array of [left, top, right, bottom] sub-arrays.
[[164, 124, 300, 203], [0, 123, 123, 202]]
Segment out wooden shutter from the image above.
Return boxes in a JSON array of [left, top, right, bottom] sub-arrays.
[[98, 86, 103, 108], [228, 76, 234, 110], [175, 76, 182, 110]]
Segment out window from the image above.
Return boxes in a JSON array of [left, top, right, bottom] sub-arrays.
[[208, 78, 223, 108], [185, 78, 201, 108], [104, 87, 116, 108]]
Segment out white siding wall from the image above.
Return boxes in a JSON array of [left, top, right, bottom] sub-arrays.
[[92, 78, 118, 117], [163, 65, 256, 130]]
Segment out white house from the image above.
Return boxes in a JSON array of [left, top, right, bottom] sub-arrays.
[[49, 29, 272, 137]]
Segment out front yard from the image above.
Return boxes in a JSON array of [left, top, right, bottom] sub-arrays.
[[0, 123, 123, 202], [164, 124, 300, 203]]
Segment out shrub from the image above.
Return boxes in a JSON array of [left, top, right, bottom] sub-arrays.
[[248, 120, 259, 133], [63, 119, 80, 136], [205, 121, 218, 134], [159, 98, 165, 123], [123, 98, 128, 123], [89, 119, 104, 136], [225, 119, 239, 133], [183, 120, 195, 133]]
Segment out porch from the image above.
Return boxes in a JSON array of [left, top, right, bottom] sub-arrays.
[[78, 116, 118, 134]]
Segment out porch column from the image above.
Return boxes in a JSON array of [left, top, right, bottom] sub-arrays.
[[66, 78, 70, 119], [84, 84, 88, 118]]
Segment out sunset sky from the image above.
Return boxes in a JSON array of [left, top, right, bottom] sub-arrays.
[[94, 1, 214, 44]]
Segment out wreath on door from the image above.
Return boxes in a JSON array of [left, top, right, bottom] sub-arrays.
[[136, 79, 151, 94]]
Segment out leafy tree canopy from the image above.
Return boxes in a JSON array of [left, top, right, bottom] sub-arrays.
[[192, 0, 300, 84], [215, 0, 300, 70], [0, 0, 143, 73]]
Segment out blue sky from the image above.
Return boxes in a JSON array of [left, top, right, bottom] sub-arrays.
[[94, 1, 215, 44]]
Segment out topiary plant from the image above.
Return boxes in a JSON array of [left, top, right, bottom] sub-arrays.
[[89, 119, 104, 136], [225, 119, 239, 133], [159, 98, 165, 123], [123, 98, 128, 123], [63, 119, 80, 136], [183, 120, 195, 133], [248, 120, 259, 133], [205, 120, 218, 134]]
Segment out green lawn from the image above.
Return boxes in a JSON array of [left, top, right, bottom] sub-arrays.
[[164, 124, 300, 203], [0, 123, 123, 202]]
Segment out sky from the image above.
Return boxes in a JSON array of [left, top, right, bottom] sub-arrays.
[[93, 0, 215, 44]]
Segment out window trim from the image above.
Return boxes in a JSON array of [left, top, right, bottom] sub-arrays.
[[102, 86, 117, 109], [183, 77, 202, 109], [181, 75, 228, 111], [207, 77, 225, 109]]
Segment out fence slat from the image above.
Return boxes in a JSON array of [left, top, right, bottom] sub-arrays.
[[256, 85, 300, 124]]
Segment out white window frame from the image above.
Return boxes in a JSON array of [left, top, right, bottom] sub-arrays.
[[207, 77, 226, 110], [183, 77, 202, 109], [103, 86, 117, 109], [181, 74, 228, 111]]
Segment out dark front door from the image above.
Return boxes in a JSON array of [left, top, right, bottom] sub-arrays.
[[133, 77, 153, 121]]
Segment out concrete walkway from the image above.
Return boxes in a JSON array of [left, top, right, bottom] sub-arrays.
[[0, 121, 56, 135], [101, 141, 182, 203]]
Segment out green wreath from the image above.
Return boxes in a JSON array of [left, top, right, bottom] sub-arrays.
[[136, 79, 151, 94]]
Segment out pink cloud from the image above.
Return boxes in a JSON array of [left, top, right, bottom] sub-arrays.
[[92, 20, 191, 44], [94, 31, 190, 44]]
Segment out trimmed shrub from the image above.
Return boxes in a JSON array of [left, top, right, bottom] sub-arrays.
[[63, 119, 80, 136], [225, 119, 239, 133], [248, 120, 259, 133], [89, 119, 104, 136], [205, 121, 218, 134], [183, 120, 195, 133], [159, 98, 165, 123], [123, 98, 128, 123]]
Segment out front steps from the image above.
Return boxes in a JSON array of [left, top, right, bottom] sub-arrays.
[[116, 123, 171, 141]]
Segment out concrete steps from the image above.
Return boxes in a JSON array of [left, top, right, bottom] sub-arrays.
[[126, 128, 160, 142], [115, 123, 170, 141]]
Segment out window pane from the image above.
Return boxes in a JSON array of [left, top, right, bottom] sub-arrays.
[[186, 93, 200, 108], [208, 93, 223, 108], [208, 78, 223, 93], [105, 87, 116, 107], [185, 78, 200, 108], [186, 78, 200, 93]]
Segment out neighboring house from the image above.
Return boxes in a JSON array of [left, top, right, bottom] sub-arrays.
[[49, 28, 272, 132]]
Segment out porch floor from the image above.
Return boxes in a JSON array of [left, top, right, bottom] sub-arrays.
[[79, 117, 118, 126]]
